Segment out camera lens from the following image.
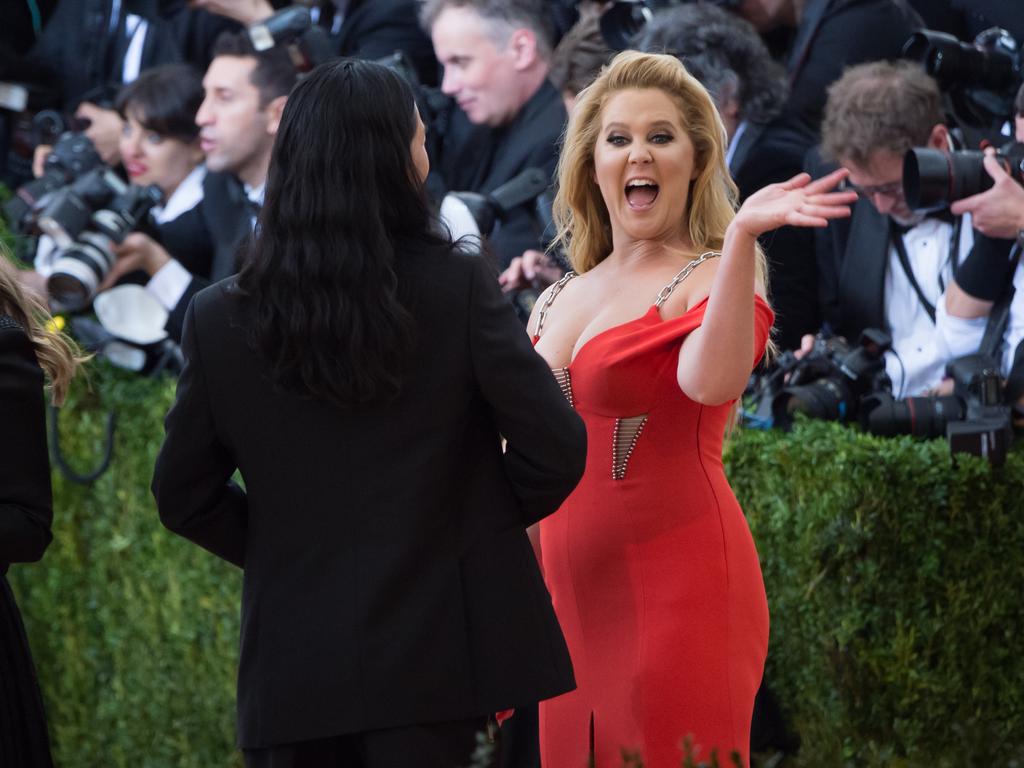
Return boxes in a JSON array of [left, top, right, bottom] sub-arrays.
[[47, 231, 116, 312], [772, 378, 851, 430], [904, 148, 993, 210], [860, 393, 964, 438]]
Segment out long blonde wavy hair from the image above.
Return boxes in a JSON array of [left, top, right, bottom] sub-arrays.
[[552, 50, 768, 290], [0, 254, 84, 405]]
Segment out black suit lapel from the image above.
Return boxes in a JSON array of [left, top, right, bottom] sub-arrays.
[[839, 199, 889, 338], [728, 121, 767, 179]]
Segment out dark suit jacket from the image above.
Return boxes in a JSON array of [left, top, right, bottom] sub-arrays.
[[152, 248, 585, 748], [164, 171, 254, 342], [0, 316, 53, 573], [332, 0, 437, 87], [785, 0, 923, 134], [732, 117, 820, 350], [433, 80, 567, 268]]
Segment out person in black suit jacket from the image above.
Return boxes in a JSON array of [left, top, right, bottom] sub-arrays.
[[152, 58, 585, 767], [422, 0, 568, 269], [108, 31, 296, 342], [0, 258, 82, 768]]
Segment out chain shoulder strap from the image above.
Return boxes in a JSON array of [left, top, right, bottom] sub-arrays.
[[534, 270, 577, 338], [654, 251, 721, 309]]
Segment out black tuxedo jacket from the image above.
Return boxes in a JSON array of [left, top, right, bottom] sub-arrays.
[[152, 249, 585, 748], [163, 171, 254, 342], [433, 80, 567, 268]]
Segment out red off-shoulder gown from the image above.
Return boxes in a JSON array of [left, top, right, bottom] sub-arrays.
[[536, 294, 773, 768]]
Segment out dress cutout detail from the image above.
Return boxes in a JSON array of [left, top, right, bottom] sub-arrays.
[[611, 415, 648, 480], [552, 368, 574, 407], [533, 253, 772, 768]]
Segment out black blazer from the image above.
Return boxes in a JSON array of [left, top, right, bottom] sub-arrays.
[[333, 0, 437, 87], [433, 80, 567, 268], [164, 172, 254, 342], [0, 316, 53, 573], [152, 249, 586, 748]]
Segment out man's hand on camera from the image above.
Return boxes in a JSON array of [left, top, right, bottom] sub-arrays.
[[100, 233, 172, 291], [74, 103, 124, 166], [950, 153, 1024, 240], [32, 145, 53, 178], [188, 0, 274, 25], [498, 249, 564, 293]]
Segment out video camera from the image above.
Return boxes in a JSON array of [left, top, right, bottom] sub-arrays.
[[748, 330, 1014, 465], [904, 27, 1021, 133]]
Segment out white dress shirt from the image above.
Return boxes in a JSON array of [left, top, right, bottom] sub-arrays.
[[884, 216, 974, 396]]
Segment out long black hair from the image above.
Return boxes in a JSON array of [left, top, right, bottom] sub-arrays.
[[237, 58, 446, 408]]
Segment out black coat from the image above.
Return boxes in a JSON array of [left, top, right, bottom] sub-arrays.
[[152, 249, 585, 748], [0, 315, 55, 767], [332, 0, 437, 87], [432, 80, 567, 268], [163, 171, 255, 342]]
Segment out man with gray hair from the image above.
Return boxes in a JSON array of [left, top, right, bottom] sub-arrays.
[[421, 0, 566, 269]]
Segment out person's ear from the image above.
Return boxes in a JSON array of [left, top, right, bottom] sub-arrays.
[[927, 123, 951, 152], [266, 95, 288, 136], [509, 28, 539, 71]]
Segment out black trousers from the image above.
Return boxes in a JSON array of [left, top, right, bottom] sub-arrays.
[[242, 717, 491, 768]]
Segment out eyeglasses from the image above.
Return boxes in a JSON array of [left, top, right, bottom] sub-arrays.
[[842, 178, 905, 200]]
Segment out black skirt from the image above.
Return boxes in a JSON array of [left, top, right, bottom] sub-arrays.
[[0, 575, 53, 768]]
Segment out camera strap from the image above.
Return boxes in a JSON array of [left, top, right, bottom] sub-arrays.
[[978, 244, 1022, 361], [890, 217, 963, 325]]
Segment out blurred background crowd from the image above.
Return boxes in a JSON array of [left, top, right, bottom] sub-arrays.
[[2, 0, 1024, 451]]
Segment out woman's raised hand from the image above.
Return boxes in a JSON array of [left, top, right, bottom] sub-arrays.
[[731, 168, 858, 239]]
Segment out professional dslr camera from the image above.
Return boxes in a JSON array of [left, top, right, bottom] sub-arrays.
[[904, 26, 1021, 134], [2, 131, 103, 234], [860, 354, 1013, 465], [28, 166, 162, 311], [247, 5, 333, 73], [753, 329, 892, 430]]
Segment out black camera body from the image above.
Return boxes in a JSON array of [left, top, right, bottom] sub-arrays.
[[3, 131, 103, 234], [247, 6, 333, 73], [767, 329, 893, 430], [903, 26, 1022, 131], [860, 353, 1013, 465], [903, 140, 1024, 211], [598, 0, 742, 51], [34, 167, 162, 312]]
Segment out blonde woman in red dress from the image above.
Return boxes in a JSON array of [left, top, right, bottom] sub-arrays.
[[529, 51, 855, 768]]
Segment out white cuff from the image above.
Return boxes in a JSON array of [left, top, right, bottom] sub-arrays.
[[146, 259, 192, 312], [935, 295, 988, 360]]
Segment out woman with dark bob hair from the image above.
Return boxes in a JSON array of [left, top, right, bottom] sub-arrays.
[[152, 58, 586, 767]]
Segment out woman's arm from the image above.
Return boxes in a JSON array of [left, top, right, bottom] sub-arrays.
[[0, 325, 54, 564], [677, 170, 855, 404]]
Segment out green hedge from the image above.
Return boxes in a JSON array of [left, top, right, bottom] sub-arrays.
[[731, 420, 1024, 767], [10, 365, 242, 768], [9, 367, 1024, 767]]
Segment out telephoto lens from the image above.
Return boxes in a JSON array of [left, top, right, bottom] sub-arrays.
[[903, 142, 1024, 210]]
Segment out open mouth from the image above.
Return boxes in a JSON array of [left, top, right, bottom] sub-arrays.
[[625, 179, 659, 210]]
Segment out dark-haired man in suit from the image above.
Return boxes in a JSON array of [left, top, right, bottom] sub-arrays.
[[104, 30, 296, 342]]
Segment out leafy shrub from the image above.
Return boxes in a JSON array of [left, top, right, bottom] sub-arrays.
[[9, 365, 1024, 766], [726, 420, 1024, 767]]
